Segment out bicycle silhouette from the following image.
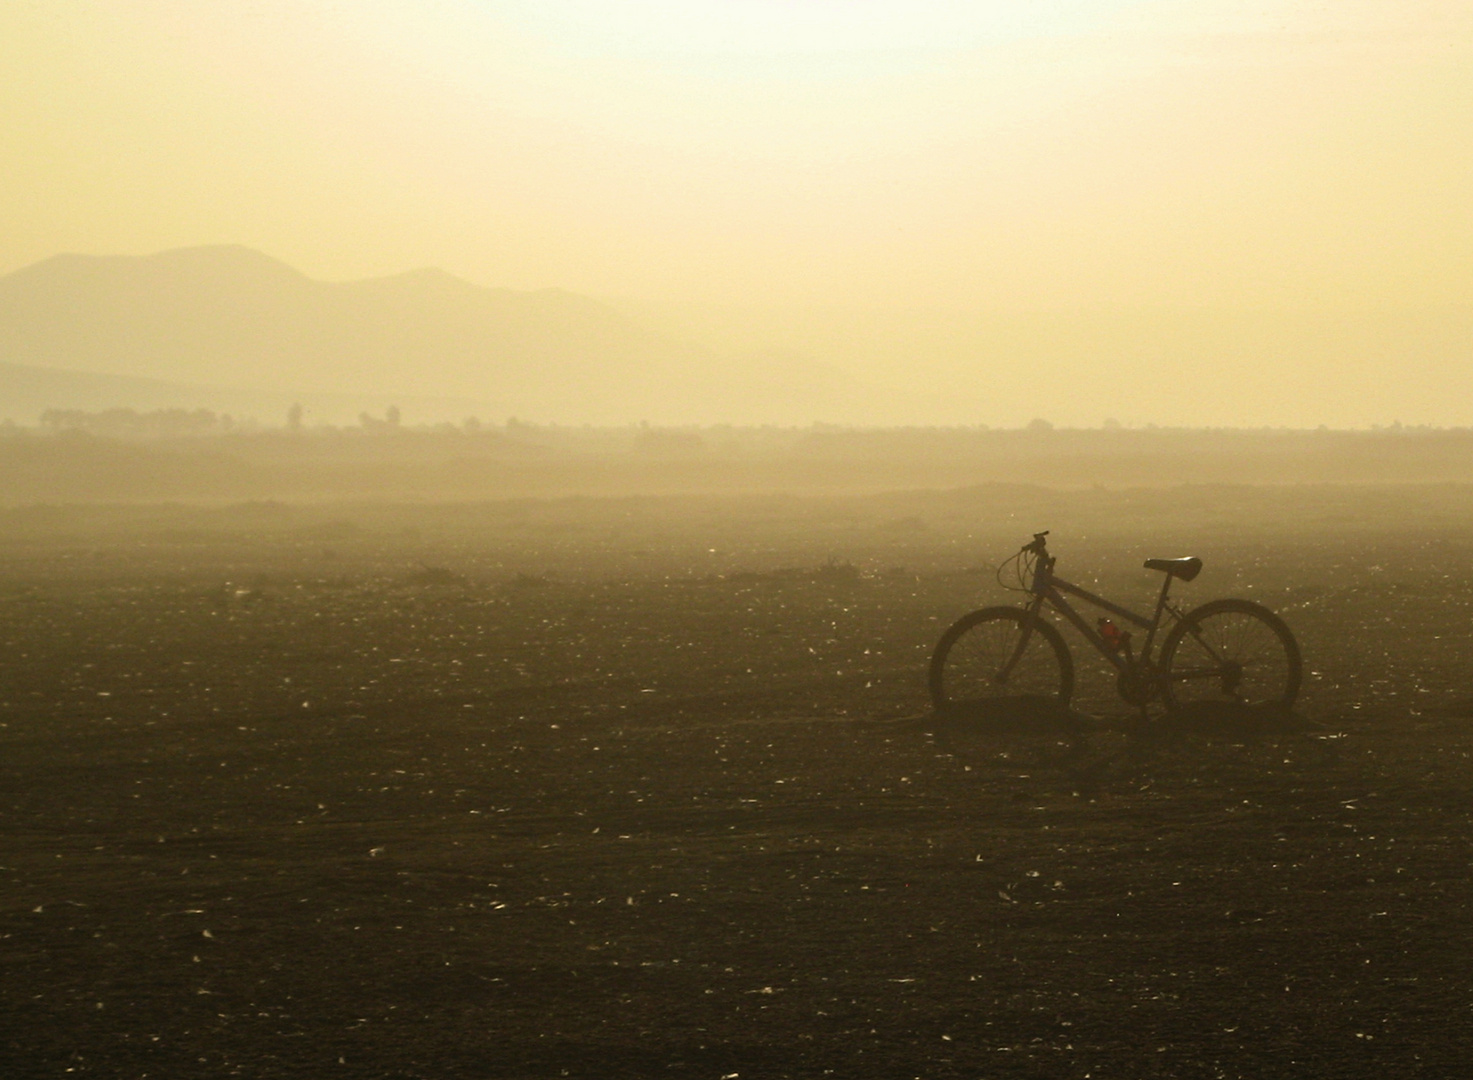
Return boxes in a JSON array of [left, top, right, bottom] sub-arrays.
[[928, 532, 1302, 768]]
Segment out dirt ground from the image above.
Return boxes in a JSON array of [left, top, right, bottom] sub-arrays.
[[3, 486, 1473, 1078]]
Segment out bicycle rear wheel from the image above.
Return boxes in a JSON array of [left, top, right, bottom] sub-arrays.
[[927, 608, 1077, 769], [1160, 599, 1302, 712]]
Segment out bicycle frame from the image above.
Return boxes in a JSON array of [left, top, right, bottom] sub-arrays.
[[934, 532, 1303, 718], [1021, 548, 1182, 674]]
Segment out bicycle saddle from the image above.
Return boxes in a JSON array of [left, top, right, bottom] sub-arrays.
[[1144, 556, 1202, 581]]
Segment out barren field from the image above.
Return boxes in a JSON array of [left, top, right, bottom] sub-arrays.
[[4, 485, 1473, 1078]]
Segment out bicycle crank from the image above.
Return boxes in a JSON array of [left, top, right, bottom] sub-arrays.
[[1115, 663, 1161, 707]]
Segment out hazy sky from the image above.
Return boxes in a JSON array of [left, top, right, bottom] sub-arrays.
[[3, 1, 1472, 425]]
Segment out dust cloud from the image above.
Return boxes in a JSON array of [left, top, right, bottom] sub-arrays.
[[4, 417, 1473, 503], [5, 1, 1473, 1074]]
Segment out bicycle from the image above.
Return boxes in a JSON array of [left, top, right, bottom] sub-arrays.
[[927, 532, 1302, 769]]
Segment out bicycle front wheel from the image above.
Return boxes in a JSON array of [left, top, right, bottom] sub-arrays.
[[929, 607, 1074, 709], [927, 607, 1076, 769], [1160, 599, 1302, 711]]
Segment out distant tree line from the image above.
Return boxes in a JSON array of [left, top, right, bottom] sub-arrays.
[[40, 407, 239, 438]]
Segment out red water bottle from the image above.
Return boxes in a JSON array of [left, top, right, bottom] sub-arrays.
[[1098, 618, 1125, 653]]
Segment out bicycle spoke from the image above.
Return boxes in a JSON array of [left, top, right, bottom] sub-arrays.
[[929, 607, 1076, 771], [1163, 600, 1300, 711]]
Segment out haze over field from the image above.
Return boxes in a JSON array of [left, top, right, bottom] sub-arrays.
[[2, 1, 1471, 426], [13, 9, 1473, 1076]]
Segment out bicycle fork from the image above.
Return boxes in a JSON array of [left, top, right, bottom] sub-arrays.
[[995, 596, 1046, 688]]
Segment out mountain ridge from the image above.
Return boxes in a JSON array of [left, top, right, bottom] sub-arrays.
[[0, 246, 878, 425]]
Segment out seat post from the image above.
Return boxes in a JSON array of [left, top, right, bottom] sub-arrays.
[[1142, 571, 1174, 656]]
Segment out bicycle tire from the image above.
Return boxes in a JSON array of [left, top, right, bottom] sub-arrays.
[[929, 607, 1074, 708], [1160, 599, 1302, 712], [927, 607, 1077, 769]]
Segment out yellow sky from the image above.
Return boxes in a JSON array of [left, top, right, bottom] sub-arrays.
[[2, 1, 1471, 424]]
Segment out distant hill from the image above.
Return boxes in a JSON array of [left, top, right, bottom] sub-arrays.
[[0, 246, 878, 425], [0, 359, 212, 420]]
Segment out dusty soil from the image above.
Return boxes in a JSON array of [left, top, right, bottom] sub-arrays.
[[3, 488, 1473, 1078]]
